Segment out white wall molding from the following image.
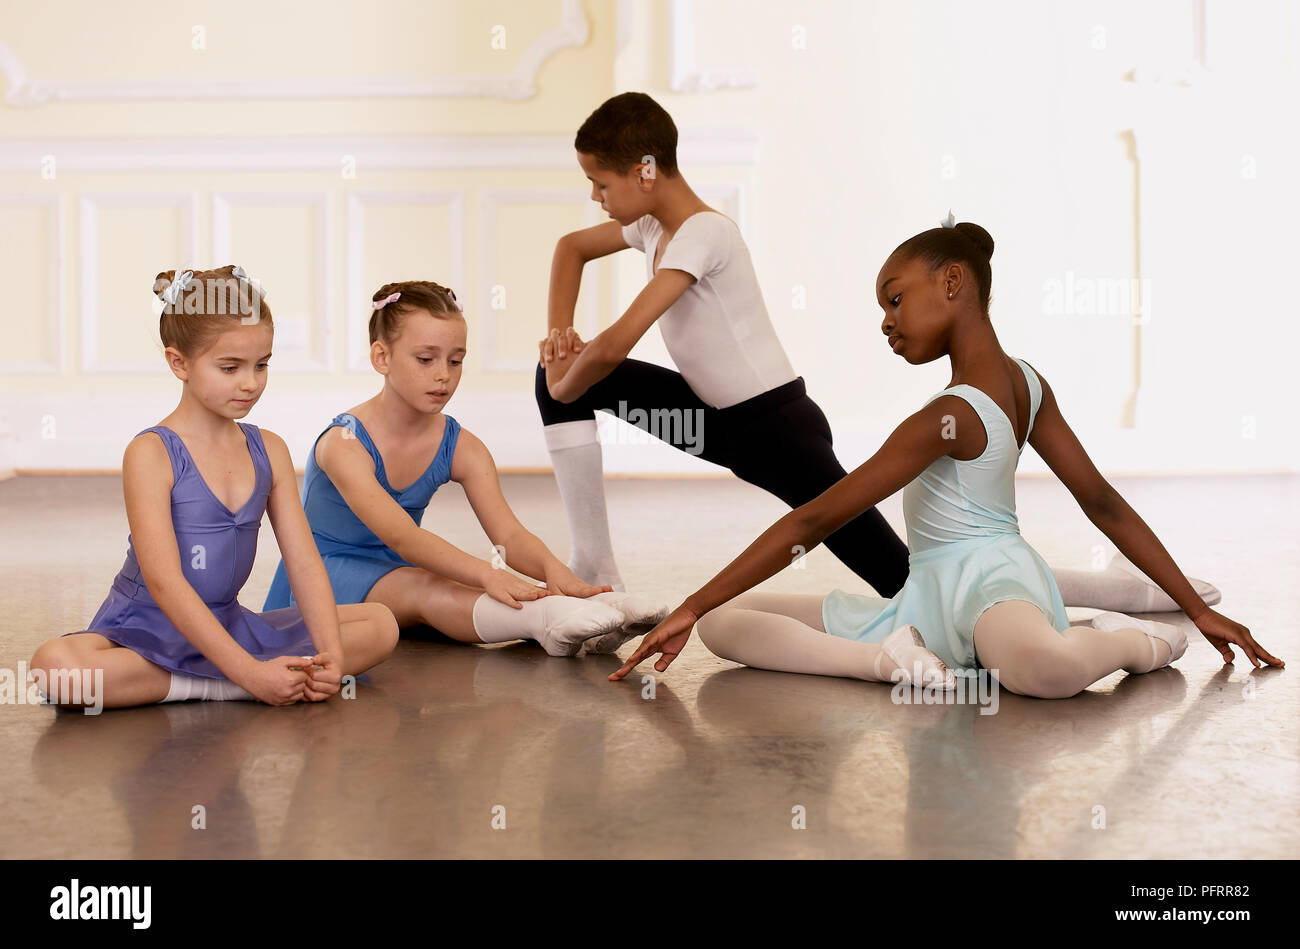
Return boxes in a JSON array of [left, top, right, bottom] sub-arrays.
[[668, 0, 759, 92], [0, 130, 759, 173], [79, 191, 200, 374], [479, 189, 601, 372], [0, 192, 63, 374], [0, 1, 588, 107], [344, 190, 467, 373], [212, 191, 332, 373]]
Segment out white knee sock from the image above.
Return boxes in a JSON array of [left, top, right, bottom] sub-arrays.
[[163, 673, 254, 702], [471, 592, 627, 657], [543, 420, 624, 591]]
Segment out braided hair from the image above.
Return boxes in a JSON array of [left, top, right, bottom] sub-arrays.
[[368, 280, 463, 345]]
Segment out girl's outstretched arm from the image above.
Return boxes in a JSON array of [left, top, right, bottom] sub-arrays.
[[610, 398, 964, 680], [680, 398, 961, 618], [450, 428, 608, 597], [262, 429, 342, 660], [1025, 363, 1283, 668], [315, 425, 546, 608]]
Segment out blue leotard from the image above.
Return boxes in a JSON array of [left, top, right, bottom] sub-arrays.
[[263, 412, 461, 609]]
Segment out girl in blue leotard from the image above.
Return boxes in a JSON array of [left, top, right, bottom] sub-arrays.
[[262, 280, 669, 657], [610, 218, 1283, 698], [29, 266, 399, 710]]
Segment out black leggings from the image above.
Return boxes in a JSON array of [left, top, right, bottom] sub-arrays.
[[534, 360, 910, 597]]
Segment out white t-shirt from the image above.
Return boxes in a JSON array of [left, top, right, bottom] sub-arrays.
[[621, 210, 797, 409]]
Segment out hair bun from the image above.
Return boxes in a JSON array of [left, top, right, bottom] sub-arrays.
[[954, 222, 994, 260], [153, 270, 177, 298]]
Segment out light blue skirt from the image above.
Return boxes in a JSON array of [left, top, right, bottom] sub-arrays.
[[822, 532, 1070, 671]]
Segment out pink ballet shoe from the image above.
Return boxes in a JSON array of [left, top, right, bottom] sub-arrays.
[[875, 624, 957, 690], [1092, 611, 1188, 671]]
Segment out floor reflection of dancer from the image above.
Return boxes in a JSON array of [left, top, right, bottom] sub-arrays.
[[611, 218, 1283, 698]]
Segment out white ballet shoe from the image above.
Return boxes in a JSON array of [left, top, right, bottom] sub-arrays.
[[874, 624, 957, 690], [535, 600, 628, 658], [1107, 552, 1222, 607], [589, 591, 672, 627], [1091, 611, 1188, 671], [580, 591, 673, 655]]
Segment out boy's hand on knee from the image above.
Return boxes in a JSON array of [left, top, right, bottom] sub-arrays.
[[538, 327, 585, 366]]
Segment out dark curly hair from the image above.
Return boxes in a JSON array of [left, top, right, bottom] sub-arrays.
[[574, 91, 679, 177]]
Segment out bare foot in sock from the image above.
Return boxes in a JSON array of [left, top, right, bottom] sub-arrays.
[[581, 591, 672, 655], [1092, 611, 1188, 673], [534, 597, 629, 657]]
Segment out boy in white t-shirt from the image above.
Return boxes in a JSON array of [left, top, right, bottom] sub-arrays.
[[535, 92, 909, 598], [535, 92, 1218, 618]]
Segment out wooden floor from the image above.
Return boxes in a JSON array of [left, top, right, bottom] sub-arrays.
[[0, 471, 1295, 858]]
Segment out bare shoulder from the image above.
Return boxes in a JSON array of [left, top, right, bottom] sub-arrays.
[[314, 421, 370, 468], [1016, 357, 1051, 398], [122, 429, 172, 483], [255, 427, 296, 484], [925, 392, 988, 460], [448, 426, 493, 482]]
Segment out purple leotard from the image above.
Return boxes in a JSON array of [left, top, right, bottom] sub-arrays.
[[70, 423, 317, 678]]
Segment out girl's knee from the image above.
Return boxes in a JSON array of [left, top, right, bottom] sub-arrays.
[[373, 603, 400, 651], [696, 608, 744, 655], [998, 648, 1086, 699], [30, 638, 78, 677]]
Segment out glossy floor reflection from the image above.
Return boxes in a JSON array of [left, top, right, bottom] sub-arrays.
[[1, 472, 1295, 858]]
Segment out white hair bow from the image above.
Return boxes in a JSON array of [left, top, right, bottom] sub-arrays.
[[940, 209, 956, 229], [231, 265, 265, 298], [160, 270, 194, 306], [372, 292, 401, 310]]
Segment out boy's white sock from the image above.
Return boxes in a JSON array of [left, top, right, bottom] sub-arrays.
[[471, 592, 627, 657], [163, 673, 254, 702], [543, 420, 625, 592]]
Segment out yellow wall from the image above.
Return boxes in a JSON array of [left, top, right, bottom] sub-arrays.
[[2, 0, 1296, 476]]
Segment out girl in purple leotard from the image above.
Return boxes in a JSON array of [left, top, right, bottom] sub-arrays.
[[28, 265, 399, 710]]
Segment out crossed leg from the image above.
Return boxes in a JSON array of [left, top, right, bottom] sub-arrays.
[[29, 601, 398, 710]]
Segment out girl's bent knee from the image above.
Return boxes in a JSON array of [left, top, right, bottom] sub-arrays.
[[30, 639, 78, 677]]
